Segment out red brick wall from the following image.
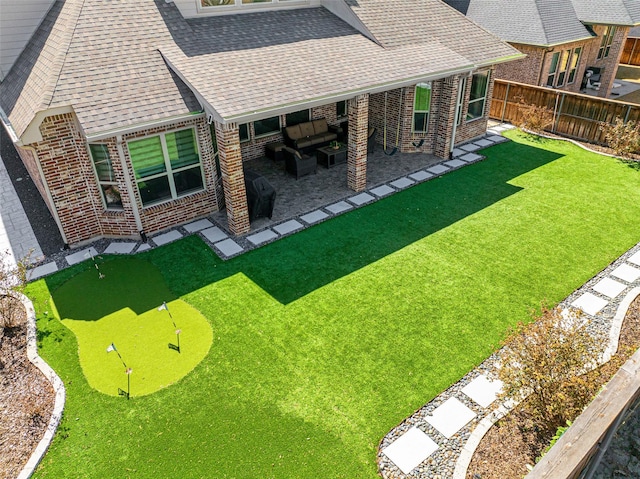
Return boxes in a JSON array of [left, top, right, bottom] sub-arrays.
[[347, 94, 368, 191], [495, 44, 546, 85], [30, 114, 221, 246]]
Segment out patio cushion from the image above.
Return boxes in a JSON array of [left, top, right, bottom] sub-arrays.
[[299, 122, 315, 138], [312, 118, 328, 135], [320, 132, 338, 142], [296, 138, 314, 149], [285, 124, 302, 141]]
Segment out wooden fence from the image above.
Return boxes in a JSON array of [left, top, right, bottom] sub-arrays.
[[620, 36, 640, 66], [489, 80, 640, 144]]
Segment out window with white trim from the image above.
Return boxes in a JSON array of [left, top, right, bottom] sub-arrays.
[[127, 128, 204, 206], [598, 26, 616, 59], [89, 144, 123, 210], [546, 52, 560, 87], [467, 71, 490, 121], [567, 47, 582, 84], [336, 100, 348, 119], [239, 123, 250, 143], [556, 49, 571, 87], [412, 82, 431, 133]]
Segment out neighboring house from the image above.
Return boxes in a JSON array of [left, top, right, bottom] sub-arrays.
[[0, 0, 521, 246], [444, 0, 640, 98]]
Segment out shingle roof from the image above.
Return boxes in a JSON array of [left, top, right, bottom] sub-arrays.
[[2, 0, 521, 139], [1, 0, 199, 138], [444, 0, 594, 46], [571, 0, 640, 26]]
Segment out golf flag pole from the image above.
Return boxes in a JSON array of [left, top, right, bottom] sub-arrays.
[[107, 343, 131, 399], [106, 342, 127, 369]]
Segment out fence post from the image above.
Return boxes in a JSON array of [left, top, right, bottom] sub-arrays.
[[501, 82, 510, 122], [552, 92, 560, 133], [553, 93, 565, 133], [624, 104, 632, 123]]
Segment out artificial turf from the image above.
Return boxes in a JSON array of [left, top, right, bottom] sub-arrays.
[[50, 258, 212, 396], [28, 130, 640, 478]]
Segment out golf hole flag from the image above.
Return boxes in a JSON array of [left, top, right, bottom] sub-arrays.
[[106, 343, 116, 353], [158, 302, 168, 312]]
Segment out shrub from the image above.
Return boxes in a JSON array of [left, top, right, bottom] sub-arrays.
[[599, 116, 640, 157], [515, 99, 555, 133], [496, 305, 603, 433], [0, 249, 31, 329]]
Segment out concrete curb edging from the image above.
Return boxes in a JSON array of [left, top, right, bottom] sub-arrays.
[[15, 292, 66, 479], [452, 288, 640, 479]]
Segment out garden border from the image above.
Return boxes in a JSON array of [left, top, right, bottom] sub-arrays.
[[15, 292, 66, 479]]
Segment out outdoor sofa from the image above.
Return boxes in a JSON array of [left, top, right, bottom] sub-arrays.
[[283, 118, 338, 153]]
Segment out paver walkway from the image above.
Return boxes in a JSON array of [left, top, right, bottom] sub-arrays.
[[0, 152, 43, 267]]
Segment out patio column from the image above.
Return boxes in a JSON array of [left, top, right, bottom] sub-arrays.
[[214, 121, 250, 236], [434, 76, 458, 159], [347, 93, 369, 191]]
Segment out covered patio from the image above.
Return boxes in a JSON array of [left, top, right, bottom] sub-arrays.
[[211, 146, 443, 233]]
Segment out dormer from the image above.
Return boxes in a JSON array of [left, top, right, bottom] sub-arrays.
[[171, 0, 321, 18]]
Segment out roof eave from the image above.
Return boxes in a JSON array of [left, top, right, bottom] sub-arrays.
[[506, 35, 596, 49]]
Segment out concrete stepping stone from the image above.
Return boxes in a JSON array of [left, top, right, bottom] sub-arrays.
[[460, 153, 483, 163], [593, 277, 627, 299], [409, 170, 434, 182], [444, 159, 466, 168], [326, 201, 353, 214], [487, 135, 508, 143], [462, 375, 503, 408], [451, 148, 465, 157], [65, 247, 99, 266], [247, 229, 278, 246], [425, 397, 476, 439], [201, 226, 228, 243], [104, 242, 136, 254], [381, 427, 439, 475], [136, 243, 152, 252], [572, 292, 609, 316], [389, 178, 414, 190], [152, 230, 183, 246], [370, 185, 396, 197], [348, 192, 375, 206], [459, 143, 481, 152], [183, 219, 213, 233], [628, 251, 640, 267], [474, 138, 494, 147], [300, 210, 329, 224], [611, 264, 640, 283], [214, 239, 243, 257], [28, 262, 58, 280], [273, 220, 304, 235], [427, 164, 450, 175]]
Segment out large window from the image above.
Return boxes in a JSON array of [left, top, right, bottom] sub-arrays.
[[567, 48, 582, 84], [285, 110, 310, 127], [546, 52, 560, 87], [128, 128, 204, 206], [467, 71, 489, 121], [239, 123, 250, 142], [336, 100, 348, 119], [253, 116, 281, 137], [412, 82, 432, 133], [598, 26, 616, 59], [89, 144, 122, 210]]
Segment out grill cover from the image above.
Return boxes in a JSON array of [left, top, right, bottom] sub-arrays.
[[244, 170, 276, 221]]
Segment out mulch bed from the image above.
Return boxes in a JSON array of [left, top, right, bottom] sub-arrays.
[[466, 295, 640, 479], [0, 297, 55, 479]]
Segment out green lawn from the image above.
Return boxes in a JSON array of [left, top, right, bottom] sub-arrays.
[[28, 130, 640, 478]]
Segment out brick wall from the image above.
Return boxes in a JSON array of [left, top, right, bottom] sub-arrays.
[[30, 114, 221, 246], [582, 25, 630, 97], [347, 94, 368, 191], [455, 70, 494, 145]]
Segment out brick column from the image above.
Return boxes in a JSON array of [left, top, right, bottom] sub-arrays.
[[434, 76, 458, 159], [347, 94, 369, 191], [214, 121, 250, 236]]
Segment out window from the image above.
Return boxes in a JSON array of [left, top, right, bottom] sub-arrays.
[[285, 110, 310, 127], [336, 100, 348, 119], [412, 82, 431, 133], [598, 26, 616, 59], [253, 116, 281, 137], [556, 50, 571, 87], [456, 76, 467, 126], [89, 144, 123, 210], [546, 52, 560, 87], [567, 48, 582, 84], [239, 123, 250, 142], [467, 71, 489, 121], [128, 128, 204, 206]]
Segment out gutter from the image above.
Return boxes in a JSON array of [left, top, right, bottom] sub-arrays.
[[86, 112, 204, 142]]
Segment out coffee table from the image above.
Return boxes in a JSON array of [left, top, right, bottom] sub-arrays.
[[316, 145, 347, 168]]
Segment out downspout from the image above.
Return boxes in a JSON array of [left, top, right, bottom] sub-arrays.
[[23, 145, 69, 247], [115, 135, 144, 239]]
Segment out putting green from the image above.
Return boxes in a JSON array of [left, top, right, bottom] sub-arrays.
[[50, 257, 212, 397]]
